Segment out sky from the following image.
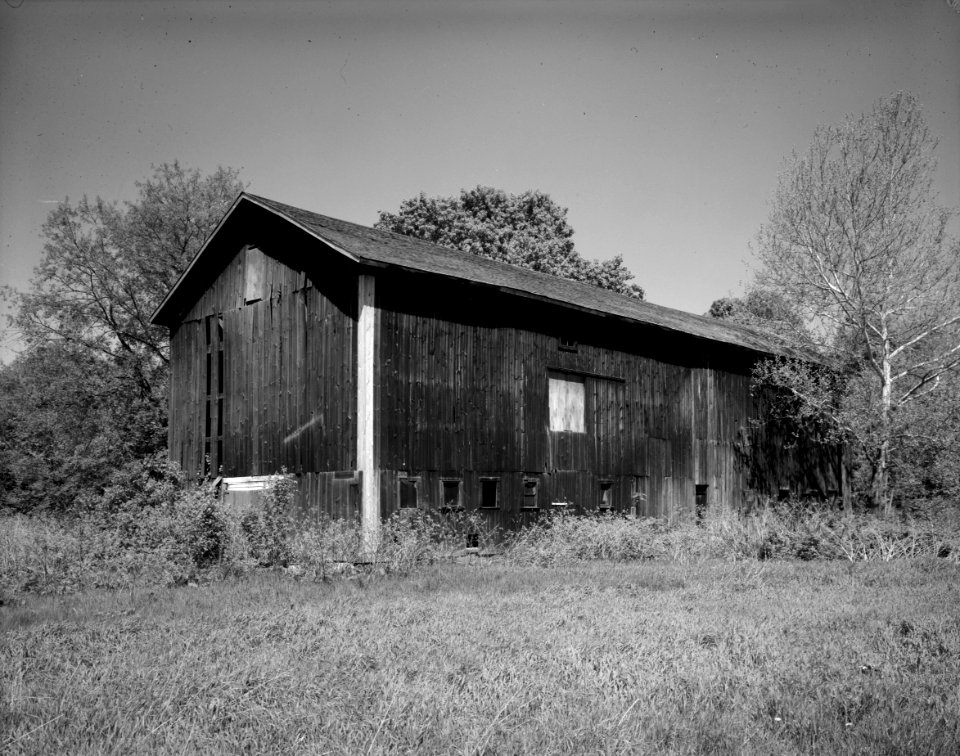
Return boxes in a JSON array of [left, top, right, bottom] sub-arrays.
[[1, 0, 958, 363]]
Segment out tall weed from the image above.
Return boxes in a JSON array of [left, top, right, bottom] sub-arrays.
[[288, 509, 497, 579], [500, 503, 960, 566], [240, 472, 297, 566]]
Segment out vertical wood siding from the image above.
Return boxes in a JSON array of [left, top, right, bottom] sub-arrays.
[[168, 242, 357, 490], [375, 270, 838, 528], [168, 234, 839, 526]]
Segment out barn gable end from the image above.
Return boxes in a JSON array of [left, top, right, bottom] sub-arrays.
[[163, 205, 362, 519]]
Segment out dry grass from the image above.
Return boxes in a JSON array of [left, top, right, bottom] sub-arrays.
[[2, 558, 959, 754]]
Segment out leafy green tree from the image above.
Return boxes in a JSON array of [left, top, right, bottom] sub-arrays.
[[376, 186, 644, 299], [708, 288, 806, 342], [888, 369, 960, 503], [751, 93, 960, 511], [0, 342, 155, 512], [1, 162, 244, 512]]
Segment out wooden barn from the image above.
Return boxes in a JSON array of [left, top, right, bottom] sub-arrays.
[[151, 193, 841, 539]]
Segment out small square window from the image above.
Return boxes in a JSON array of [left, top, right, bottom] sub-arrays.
[[558, 337, 578, 352], [696, 484, 709, 524], [441, 479, 462, 511], [522, 477, 539, 509], [599, 480, 613, 510], [399, 477, 419, 509], [480, 478, 499, 509]]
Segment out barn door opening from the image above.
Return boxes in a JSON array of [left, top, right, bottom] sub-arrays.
[[203, 313, 224, 476]]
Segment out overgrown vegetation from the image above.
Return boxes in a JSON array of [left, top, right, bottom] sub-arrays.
[[507, 502, 960, 566], [3, 460, 959, 602], [0, 467, 502, 599]]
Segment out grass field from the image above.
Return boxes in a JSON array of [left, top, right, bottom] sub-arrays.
[[2, 557, 959, 754]]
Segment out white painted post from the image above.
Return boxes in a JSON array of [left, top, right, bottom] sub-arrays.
[[357, 274, 380, 557]]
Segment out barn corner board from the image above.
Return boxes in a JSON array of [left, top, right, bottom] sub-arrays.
[[152, 192, 842, 533]]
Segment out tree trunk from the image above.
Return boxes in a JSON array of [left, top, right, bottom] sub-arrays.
[[877, 348, 893, 515]]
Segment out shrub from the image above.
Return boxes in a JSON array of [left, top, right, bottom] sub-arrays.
[[84, 451, 186, 516], [288, 517, 364, 579], [0, 459, 238, 596], [84, 455, 232, 580], [240, 472, 297, 567]]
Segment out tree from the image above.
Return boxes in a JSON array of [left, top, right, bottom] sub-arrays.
[[1, 162, 244, 512], [752, 92, 960, 511], [375, 186, 644, 299], [8, 162, 244, 390], [707, 288, 806, 342], [0, 342, 157, 512]]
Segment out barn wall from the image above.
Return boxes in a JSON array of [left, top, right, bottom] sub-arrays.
[[168, 240, 357, 484], [167, 233, 839, 527], [375, 270, 838, 526]]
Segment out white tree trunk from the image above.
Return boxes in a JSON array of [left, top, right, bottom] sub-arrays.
[[877, 346, 893, 514]]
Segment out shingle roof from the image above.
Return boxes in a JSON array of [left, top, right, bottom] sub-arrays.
[[152, 191, 802, 358]]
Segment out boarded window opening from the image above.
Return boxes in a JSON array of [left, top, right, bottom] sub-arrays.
[[480, 478, 500, 509], [441, 479, 462, 512], [548, 373, 586, 433], [696, 484, 709, 524], [399, 477, 419, 509], [599, 480, 613, 510], [244, 247, 264, 305], [522, 477, 539, 509]]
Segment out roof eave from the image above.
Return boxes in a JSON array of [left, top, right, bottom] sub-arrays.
[[150, 192, 808, 362]]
